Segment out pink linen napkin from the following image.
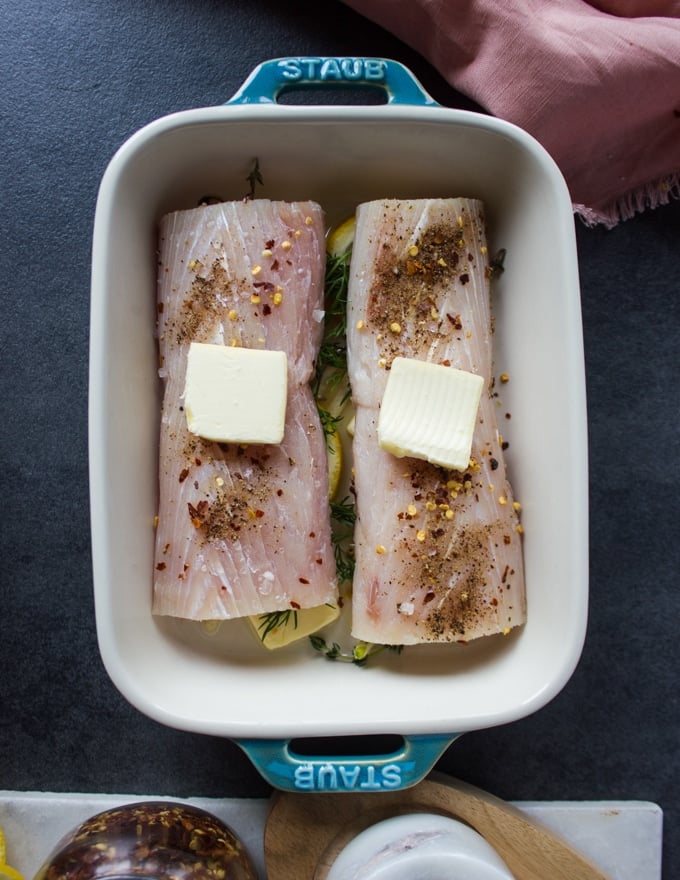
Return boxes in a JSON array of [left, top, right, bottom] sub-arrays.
[[343, 0, 680, 226]]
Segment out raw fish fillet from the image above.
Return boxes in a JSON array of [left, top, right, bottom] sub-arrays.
[[153, 199, 337, 620], [347, 198, 526, 644]]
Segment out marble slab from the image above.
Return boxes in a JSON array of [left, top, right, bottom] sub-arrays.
[[0, 791, 662, 879]]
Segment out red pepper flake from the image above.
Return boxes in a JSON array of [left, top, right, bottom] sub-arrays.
[[459, 273, 470, 284], [298, 577, 310, 585], [277, 488, 284, 496], [315, 557, 323, 565], [265, 239, 275, 249], [195, 457, 202, 466], [188, 500, 208, 527], [446, 313, 462, 330], [262, 303, 272, 316], [156, 562, 166, 571], [157, 302, 164, 314], [290, 600, 301, 609], [309, 531, 316, 538], [423, 590, 436, 604], [255, 509, 265, 518], [179, 468, 189, 483]]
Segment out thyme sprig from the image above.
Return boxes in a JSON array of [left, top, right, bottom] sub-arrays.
[[310, 636, 403, 666], [245, 157, 263, 200], [489, 247, 507, 278]]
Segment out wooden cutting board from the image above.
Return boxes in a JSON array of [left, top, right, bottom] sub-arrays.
[[264, 773, 611, 880]]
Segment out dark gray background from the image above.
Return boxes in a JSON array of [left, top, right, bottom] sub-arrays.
[[1, 1, 678, 875]]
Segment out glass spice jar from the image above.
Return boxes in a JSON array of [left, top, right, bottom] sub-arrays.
[[32, 801, 257, 880]]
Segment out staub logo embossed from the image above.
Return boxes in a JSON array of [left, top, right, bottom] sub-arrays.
[[294, 761, 403, 791], [277, 57, 387, 84]]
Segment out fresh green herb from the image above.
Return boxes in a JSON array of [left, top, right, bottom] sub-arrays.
[[329, 496, 356, 583], [310, 635, 403, 666], [245, 158, 264, 200], [330, 496, 356, 526], [313, 250, 352, 399], [256, 609, 298, 641], [489, 247, 507, 278], [317, 405, 343, 450]]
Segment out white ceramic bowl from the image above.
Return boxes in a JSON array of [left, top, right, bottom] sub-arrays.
[[325, 813, 516, 880], [89, 57, 588, 791]]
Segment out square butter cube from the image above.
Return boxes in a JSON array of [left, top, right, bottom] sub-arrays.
[[378, 356, 484, 471], [184, 342, 287, 444]]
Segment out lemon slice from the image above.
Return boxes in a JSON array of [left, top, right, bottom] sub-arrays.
[[327, 216, 356, 257], [0, 828, 24, 880], [326, 420, 343, 501], [249, 603, 341, 649]]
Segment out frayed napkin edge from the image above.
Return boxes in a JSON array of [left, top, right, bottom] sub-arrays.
[[574, 172, 680, 229]]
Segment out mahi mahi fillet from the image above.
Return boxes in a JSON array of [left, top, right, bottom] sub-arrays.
[[153, 199, 337, 620], [347, 198, 526, 644]]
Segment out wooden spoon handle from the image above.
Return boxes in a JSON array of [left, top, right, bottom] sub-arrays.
[[423, 774, 611, 880], [264, 775, 611, 880]]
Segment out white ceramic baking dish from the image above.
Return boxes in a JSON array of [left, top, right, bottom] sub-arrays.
[[89, 57, 588, 793]]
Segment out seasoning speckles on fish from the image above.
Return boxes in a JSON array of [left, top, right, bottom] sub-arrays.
[[346, 198, 525, 645], [153, 199, 337, 620]]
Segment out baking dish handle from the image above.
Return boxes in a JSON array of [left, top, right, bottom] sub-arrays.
[[236, 733, 458, 793], [225, 57, 439, 107]]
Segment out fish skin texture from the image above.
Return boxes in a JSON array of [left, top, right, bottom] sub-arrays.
[[347, 198, 526, 644], [153, 199, 338, 620]]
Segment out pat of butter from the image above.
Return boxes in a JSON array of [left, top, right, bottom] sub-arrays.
[[184, 342, 287, 444], [378, 356, 484, 471]]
